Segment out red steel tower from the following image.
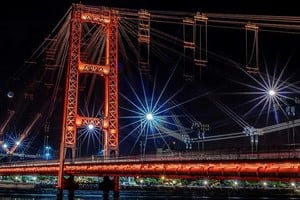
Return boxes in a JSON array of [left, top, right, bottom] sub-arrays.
[[57, 4, 119, 190]]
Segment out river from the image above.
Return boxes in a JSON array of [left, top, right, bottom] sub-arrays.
[[0, 187, 299, 200]]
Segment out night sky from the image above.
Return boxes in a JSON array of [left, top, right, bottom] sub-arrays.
[[0, 0, 297, 77], [0, 0, 300, 157], [1, 0, 299, 80]]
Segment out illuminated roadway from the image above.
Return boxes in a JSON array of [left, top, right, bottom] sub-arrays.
[[1, 151, 300, 181]]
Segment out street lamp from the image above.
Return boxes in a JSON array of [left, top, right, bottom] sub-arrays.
[[285, 101, 297, 151], [87, 124, 94, 130], [183, 135, 192, 150], [278, 95, 299, 151], [191, 121, 210, 153], [140, 112, 154, 158], [146, 113, 153, 121], [268, 89, 276, 97], [243, 126, 262, 153]]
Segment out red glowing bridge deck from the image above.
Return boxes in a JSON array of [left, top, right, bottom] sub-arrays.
[[1, 151, 300, 181]]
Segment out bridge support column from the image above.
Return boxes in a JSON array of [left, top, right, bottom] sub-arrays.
[[66, 175, 78, 199], [68, 189, 74, 200], [99, 176, 120, 198], [113, 176, 120, 198], [99, 176, 113, 197], [56, 175, 79, 200], [56, 189, 63, 200]]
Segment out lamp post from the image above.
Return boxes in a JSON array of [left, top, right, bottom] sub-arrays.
[[285, 104, 296, 150], [183, 135, 192, 151], [283, 96, 299, 152], [191, 121, 210, 153], [243, 126, 262, 153], [139, 127, 144, 159], [44, 122, 50, 159], [140, 112, 154, 158]]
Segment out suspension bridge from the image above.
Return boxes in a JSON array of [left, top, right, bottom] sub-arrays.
[[0, 3, 300, 199]]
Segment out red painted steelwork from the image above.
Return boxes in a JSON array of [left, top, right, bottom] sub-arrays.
[[57, 4, 119, 190], [1, 160, 300, 181]]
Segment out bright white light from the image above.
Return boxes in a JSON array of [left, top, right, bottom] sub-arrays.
[[291, 182, 296, 187], [3, 143, 7, 148], [16, 141, 20, 146], [263, 181, 267, 186], [88, 124, 94, 130], [268, 89, 276, 96], [145, 113, 153, 121]]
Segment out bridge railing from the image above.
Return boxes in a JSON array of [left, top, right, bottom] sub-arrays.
[[1, 149, 299, 167], [72, 149, 300, 164]]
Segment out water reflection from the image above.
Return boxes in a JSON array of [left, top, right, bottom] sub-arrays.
[[0, 189, 299, 200]]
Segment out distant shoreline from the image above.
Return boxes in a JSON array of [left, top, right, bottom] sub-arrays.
[[0, 182, 36, 190]]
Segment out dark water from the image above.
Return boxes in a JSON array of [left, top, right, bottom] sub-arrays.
[[0, 189, 299, 200]]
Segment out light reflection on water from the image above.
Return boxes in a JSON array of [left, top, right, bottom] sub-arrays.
[[0, 189, 298, 200]]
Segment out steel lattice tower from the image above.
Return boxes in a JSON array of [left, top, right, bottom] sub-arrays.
[[57, 4, 119, 190]]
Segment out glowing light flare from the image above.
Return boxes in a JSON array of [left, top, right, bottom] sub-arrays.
[[268, 89, 276, 97], [88, 124, 94, 130], [119, 69, 192, 155], [291, 182, 296, 187], [5, 129, 33, 154], [145, 113, 153, 121], [140, 112, 161, 134], [77, 126, 102, 156], [263, 181, 267, 186], [229, 62, 296, 126]]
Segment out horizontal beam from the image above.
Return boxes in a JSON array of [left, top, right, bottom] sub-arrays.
[[0, 159, 300, 181]]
